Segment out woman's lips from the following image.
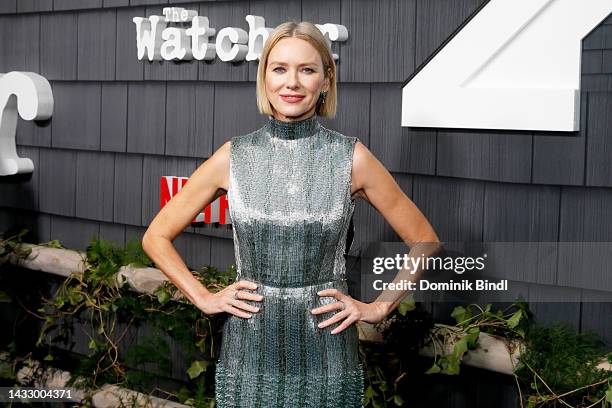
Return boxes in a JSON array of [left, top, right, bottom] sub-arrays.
[[280, 95, 305, 103]]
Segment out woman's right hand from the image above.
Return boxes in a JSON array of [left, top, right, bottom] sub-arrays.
[[198, 280, 264, 318]]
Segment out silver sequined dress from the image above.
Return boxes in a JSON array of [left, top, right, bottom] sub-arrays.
[[214, 114, 364, 407]]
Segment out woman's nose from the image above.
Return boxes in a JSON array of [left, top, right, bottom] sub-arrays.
[[285, 70, 299, 88]]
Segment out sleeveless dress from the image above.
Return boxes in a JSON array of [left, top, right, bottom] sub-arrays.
[[214, 114, 364, 407]]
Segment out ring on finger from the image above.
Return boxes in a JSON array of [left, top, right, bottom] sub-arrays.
[[234, 290, 240, 300], [339, 301, 346, 311]]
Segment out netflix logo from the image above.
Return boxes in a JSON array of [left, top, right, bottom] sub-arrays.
[[160, 176, 230, 225]]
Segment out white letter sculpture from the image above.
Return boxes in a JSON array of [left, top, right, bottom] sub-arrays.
[[0, 72, 53, 176]]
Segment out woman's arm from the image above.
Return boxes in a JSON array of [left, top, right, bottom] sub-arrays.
[[314, 141, 440, 334], [142, 141, 262, 318]]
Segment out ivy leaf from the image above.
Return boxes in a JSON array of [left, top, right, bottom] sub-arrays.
[[155, 286, 171, 305], [605, 383, 612, 407], [393, 394, 405, 406], [425, 363, 441, 374], [507, 310, 523, 329], [451, 306, 471, 325], [441, 355, 461, 375], [0, 290, 12, 303], [43, 353, 53, 361], [453, 337, 469, 359], [397, 295, 415, 316], [465, 328, 480, 349], [364, 384, 377, 400], [187, 360, 209, 379]]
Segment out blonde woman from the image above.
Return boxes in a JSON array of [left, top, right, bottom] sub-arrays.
[[142, 21, 439, 407]]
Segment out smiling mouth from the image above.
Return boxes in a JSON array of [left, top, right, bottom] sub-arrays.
[[281, 95, 305, 103]]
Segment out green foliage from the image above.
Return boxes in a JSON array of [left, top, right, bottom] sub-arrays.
[[516, 324, 612, 407], [31, 236, 232, 406], [0, 229, 32, 267]]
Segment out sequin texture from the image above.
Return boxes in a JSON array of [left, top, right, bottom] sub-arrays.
[[215, 114, 364, 407]]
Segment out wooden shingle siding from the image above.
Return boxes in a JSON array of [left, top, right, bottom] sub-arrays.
[[131, 0, 168, 6], [352, 173, 412, 252], [99, 221, 126, 246], [0, 0, 16, 13], [115, 6, 145, 80], [483, 183, 560, 242], [77, 9, 117, 81], [532, 92, 587, 186], [0, 14, 39, 73], [113, 153, 143, 225], [54, 0, 102, 11], [319, 83, 371, 148], [141, 155, 197, 226], [51, 82, 102, 150], [210, 237, 236, 273], [414, 0, 487, 68], [0, 146, 40, 211], [49, 215, 101, 251], [437, 130, 532, 184], [340, 0, 416, 83], [370, 83, 436, 175], [101, 83, 128, 152], [301, 0, 342, 63], [412, 176, 485, 242], [212, 82, 266, 151], [527, 284, 582, 330], [16, 118, 51, 148], [75, 151, 115, 222], [165, 82, 214, 158], [103, 0, 129, 8], [198, 0, 250, 82], [173, 231, 212, 272], [17, 0, 51, 13], [40, 12, 78, 80], [586, 92, 612, 186], [127, 82, 166, 154], [582, 50, 604, 74], [38, 148, 77, 216], [581, 291, 612, 346]]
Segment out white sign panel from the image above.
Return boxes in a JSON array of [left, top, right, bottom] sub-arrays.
[[402, 0, 612, 132], [0, 72, 53, 176]]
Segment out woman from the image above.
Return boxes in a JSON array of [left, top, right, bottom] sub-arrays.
[[142, 21, 439, 407]]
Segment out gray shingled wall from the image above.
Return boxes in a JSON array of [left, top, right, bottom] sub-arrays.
[[0, 1, 611, 404]]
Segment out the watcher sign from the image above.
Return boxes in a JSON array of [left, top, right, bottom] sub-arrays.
[[133, 7, 349, 62]]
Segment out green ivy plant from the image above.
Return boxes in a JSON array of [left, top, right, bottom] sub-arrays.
[[34, 237, 235, 407]]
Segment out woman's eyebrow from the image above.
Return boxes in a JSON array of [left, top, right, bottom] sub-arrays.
[[268, 61, 318, 66]]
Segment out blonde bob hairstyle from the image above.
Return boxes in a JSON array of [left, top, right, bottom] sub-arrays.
[[256, 21, 337, 118]]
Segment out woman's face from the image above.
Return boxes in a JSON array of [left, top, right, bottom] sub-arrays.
[[264, 37, 330, 122]]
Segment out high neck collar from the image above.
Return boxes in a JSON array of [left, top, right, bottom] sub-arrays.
[[266, 114, 320, 140]]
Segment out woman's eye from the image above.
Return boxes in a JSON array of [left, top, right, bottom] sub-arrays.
[[303, 68, 314, 73], [272, 67, 285, 73]]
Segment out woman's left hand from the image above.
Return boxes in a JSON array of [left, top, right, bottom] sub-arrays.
[[311, 289, 388, 335]]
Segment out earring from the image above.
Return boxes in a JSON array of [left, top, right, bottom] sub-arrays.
[[319, 91, 328, 104]]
